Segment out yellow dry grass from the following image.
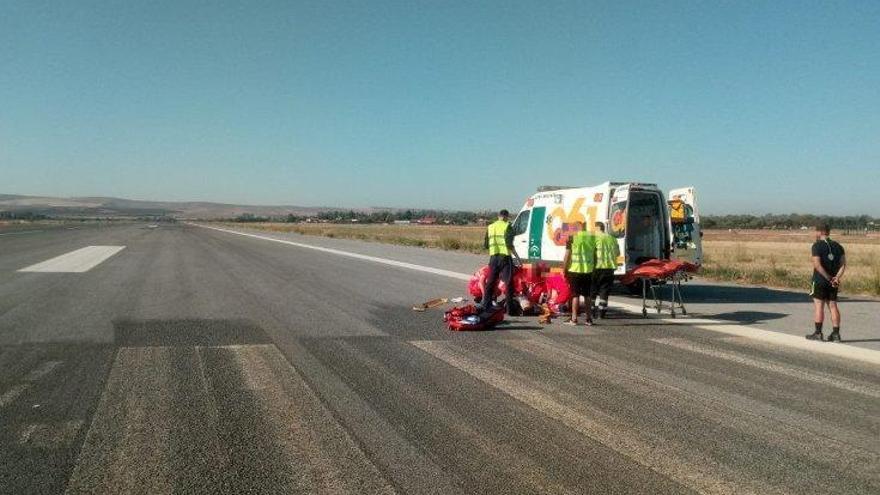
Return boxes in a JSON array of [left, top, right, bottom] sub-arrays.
[[701, 240, 880, 297]]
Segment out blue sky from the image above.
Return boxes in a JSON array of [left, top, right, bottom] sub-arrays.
[[1, 0, 878, 214]]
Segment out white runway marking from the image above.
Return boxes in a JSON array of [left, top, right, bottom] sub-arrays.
[[0, 384, 28, 409], [651, 337, 880, 398], [194, 223, 880, 365], [410, 339, 776, 495], [18, 246, 125, 273], [0, 229, 44, 236], [194, 224, 471, 281], [25, 361, 63, 382]]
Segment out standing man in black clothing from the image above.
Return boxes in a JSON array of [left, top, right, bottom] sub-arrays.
[[481, 209, 521, 315], [806, 224, 847, 342]]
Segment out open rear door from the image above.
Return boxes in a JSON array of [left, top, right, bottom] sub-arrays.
[[667, 187, 702, 266]]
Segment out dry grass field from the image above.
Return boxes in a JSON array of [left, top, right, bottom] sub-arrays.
[[701, 230, 880, 297], [220, 223, 880, 297]]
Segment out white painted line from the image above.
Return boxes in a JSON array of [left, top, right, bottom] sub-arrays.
[[651, 338, 880, 398], [0, 229, 44, 236], [25, 361, 63, 382], [0, 384, 28, 409], [411, 340, 773, 495], [193, 224, 471, 281], [18, 246, 125, 273], [193, 223, 880, 366]]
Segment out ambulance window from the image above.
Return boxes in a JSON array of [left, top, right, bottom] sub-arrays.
[[512, 210, 530, 235]]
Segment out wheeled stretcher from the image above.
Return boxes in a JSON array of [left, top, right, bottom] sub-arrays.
[[622, 259, 699, 318]]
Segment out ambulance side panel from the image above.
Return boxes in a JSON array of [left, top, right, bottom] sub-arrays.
[[513, 185, 610, 265]]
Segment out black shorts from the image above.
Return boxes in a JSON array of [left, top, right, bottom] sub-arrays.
[[568, 272, 592, 298], [810, 279, 838, 301]]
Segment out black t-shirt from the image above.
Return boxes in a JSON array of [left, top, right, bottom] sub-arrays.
[[811, 238, 845, 283]]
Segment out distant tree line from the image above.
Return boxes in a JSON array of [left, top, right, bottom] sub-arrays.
[[0, 211, 49, 220], [702, 214, 878, 231], [229, 209, 496, 225]]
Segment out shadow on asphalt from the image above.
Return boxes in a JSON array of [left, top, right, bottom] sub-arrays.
[[705, 311, 788, 324], [673, 283, 875, 304]]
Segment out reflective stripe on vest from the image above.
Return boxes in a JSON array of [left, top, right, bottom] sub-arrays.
[[487, 220, 510, 256], [595, 233, 619, 270], [569, 231, 596, 273]]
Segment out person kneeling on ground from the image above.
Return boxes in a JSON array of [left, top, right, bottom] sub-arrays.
[[591, 221, 620, 319], [806, 223, 846, 342], [563, 222, 597, 327], [481, 209, 522, 315]]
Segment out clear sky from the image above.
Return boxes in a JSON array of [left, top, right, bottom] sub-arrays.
[[1, 1, 878, 214]]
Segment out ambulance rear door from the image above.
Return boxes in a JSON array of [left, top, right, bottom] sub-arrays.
[[667, 187, 703, 266], [608, 185, 629, 275]]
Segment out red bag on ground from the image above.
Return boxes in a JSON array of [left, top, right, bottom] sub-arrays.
[[444, 304, 505, 331]]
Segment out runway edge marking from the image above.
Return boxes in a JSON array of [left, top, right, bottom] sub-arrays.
[[192, 223, 880, 366], [17, 246, 126, 273]]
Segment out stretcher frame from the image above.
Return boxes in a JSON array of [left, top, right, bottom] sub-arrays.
[[639, 270, 690, 318]]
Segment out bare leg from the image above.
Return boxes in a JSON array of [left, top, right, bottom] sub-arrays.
[[570, 296, 579, 323], [813, 299, 825, 326], [829, 301, 841, 328]]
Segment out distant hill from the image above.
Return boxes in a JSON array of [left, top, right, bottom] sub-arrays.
[[0, 194, 367, 219]]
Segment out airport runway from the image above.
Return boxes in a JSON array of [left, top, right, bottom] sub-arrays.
[[1, 222, 878, 494]]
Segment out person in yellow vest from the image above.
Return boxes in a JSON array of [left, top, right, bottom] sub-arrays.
[[563, 221, 597, 326], [591, 221, 620, 319], [481, 209, 521, 314]]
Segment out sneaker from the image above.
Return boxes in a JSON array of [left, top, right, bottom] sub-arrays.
[[563, 320, 577, 326], [827, 331, 841, 342], [805, 331, 823, 341], [584, 320, 594, 327]]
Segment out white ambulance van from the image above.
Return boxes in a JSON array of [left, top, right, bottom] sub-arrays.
[[509, 182, 702, 277]]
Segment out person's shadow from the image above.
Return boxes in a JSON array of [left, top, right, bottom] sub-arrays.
[[640, 282, 876, 305], [706, 311, 788, 324]]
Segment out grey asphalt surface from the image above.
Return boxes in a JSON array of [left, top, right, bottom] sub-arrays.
[[0, 222, 878, 494]]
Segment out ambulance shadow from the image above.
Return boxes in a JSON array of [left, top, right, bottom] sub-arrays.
[[704, 311, 788, 324], [664, 284, 874, 305]]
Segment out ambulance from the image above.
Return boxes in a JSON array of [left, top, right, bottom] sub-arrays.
[[510, 182, 702, 279]]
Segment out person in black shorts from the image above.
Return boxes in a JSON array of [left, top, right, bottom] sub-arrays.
[[806, 224, 846, 342]]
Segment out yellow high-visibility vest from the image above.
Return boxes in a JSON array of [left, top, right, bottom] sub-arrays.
[[569, 231, 597, 273], [595, 232, 620, 270], [487, 220, 510, 256]]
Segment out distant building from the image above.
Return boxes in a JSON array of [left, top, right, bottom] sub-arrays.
[[416, 217, 437, 225], [393, 220, 411, 225]]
